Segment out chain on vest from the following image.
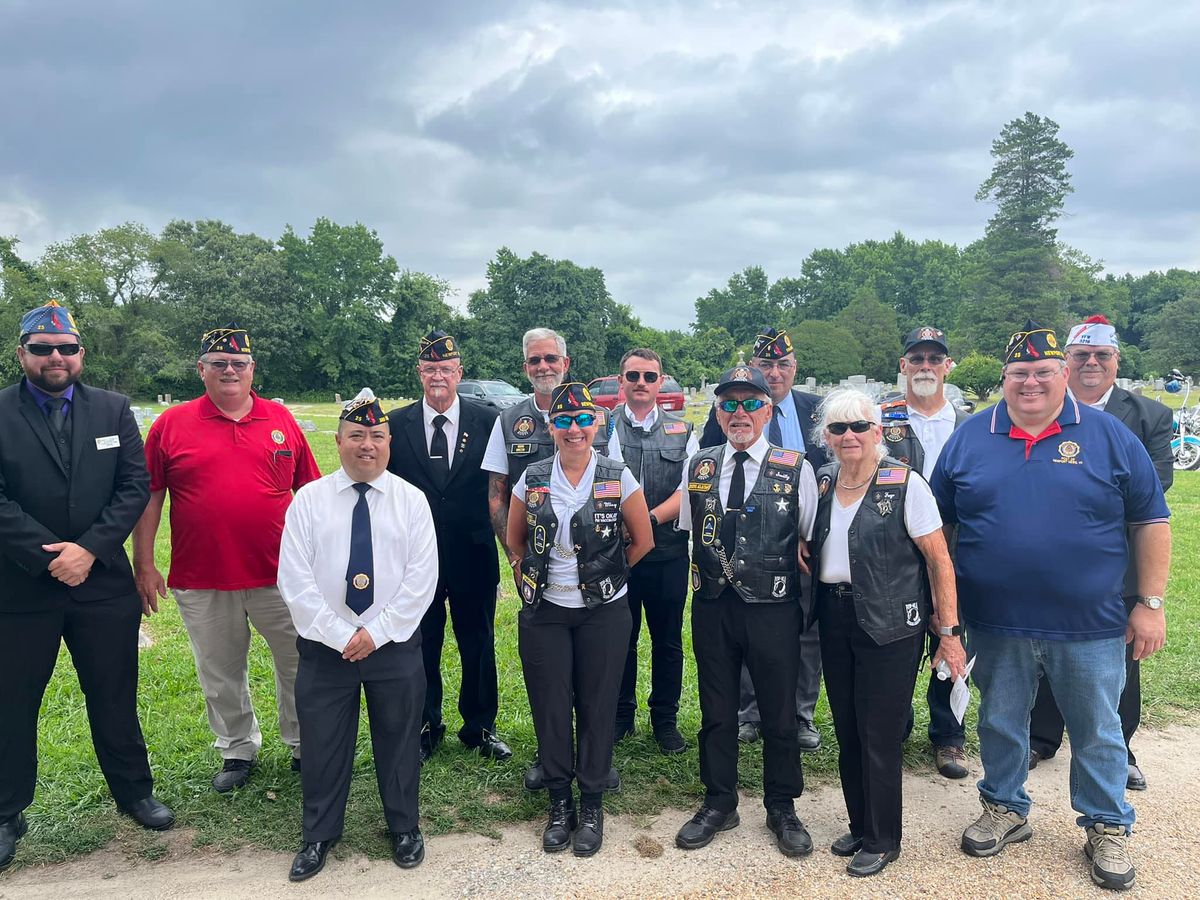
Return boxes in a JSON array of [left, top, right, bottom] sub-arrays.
[[613, 404, 692, 561], [499, 396, 611, 486]]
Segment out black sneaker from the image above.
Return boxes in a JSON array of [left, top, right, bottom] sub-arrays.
[[653, 723, 687, 755], [212, 758, 254, 793]]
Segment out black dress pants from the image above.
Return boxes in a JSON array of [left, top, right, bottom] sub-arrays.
[[295, 633, 424, 842], [818, 586, 925, 853], [421, 574, 500, 744], [0, 594, 154, 819], [518, 596, 631, 796], [692, 589, 804, 813], [616, 555, 688, 728], [1030, 595, 1141, 765]]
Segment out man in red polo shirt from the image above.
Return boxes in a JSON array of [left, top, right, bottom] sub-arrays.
[[133, 324, 322, 792]]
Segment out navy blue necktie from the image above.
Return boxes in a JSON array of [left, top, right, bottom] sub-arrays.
[[346, 483, 374, 615], [769, 406, 783, 446]]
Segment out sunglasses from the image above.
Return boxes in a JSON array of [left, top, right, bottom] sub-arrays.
[[204, 359, 251, 372], [717, 398, 768, 413], [526, 354, 563, 367], [827, 420, 874, 435], [905, 353, 946, 365], [552, 412, 596, 429], [25, 342, 81, 357], [623, 371, 659, 383]]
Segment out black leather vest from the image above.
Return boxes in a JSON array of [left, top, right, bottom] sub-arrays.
[[878, 398, 969, 473], [613, 404, 692, 562], [499, 396, 611, 485], [686, 445, 803, 605], [810, 458, 931, 645], [517, 454, 629, 610]]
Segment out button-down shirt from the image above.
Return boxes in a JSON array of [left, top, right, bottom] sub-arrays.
[[24, 380, 74, 419], [772, 390, 807, 452], [422, 396, 460, 470], [620, 403, 701, 458], [906, 398, 958, 480], [277, 467, 439, 652], [1069, 385, 1115, 411]]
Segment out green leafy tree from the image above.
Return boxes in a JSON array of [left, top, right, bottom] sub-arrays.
[[1144, 293, 1200, 375], [692, 266, 783, 344], [790, 320, 863, 383], [833, 288, 902, 381], [380, 271, 461, 398], [947, 352, 1003, 401]]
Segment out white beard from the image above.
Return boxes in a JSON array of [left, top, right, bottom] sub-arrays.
[[910, 377, 940, 399]]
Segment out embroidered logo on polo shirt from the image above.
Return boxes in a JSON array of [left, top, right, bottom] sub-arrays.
[[1053, 440, 1082, 465], [271, 429, 285, 444]]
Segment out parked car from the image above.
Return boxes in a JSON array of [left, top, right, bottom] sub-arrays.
[[457, 379, 527, 410], [586, 375, 686, 412]]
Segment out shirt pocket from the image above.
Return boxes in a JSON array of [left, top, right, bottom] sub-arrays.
[[267, 448, 297, 491]]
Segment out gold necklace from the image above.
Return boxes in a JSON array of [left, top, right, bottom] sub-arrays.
[[837, 466, 877, 490]]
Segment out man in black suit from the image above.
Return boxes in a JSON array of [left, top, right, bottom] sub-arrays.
[[387, 330, 512, 764], [699, 327, 827, 752], [1028, 315, 1174, 792], [0, 301, 173, 871]]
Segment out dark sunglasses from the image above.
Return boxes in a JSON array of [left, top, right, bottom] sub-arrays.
[[827, 420, 874, 435], [717, 398, 768, 413], [526, 354, 562, 366], [552, 412, 596, 429], [25, 342, 82, 356], [623, 371, 659, 383]]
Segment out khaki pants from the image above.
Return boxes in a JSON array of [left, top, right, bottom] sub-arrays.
[[174, 587, 301, 761]]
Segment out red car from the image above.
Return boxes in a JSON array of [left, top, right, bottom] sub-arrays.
[[587, 375, 686, 412]]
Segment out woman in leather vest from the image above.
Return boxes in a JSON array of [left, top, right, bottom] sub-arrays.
[[506, 382, 653, 858], [810, 389, 966, 878]]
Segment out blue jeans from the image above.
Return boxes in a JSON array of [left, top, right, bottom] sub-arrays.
[[968, 629, 1133, 831]]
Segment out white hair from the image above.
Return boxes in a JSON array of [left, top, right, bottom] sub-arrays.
[[812, 388, 886, 461], [522, 328, 567, 358]]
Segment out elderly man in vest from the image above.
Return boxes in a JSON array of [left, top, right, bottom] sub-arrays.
[[676, 365, 819, 858]]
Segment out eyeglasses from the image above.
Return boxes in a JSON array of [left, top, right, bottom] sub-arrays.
[[1068, 350, 1116, 363], [1005, 368, 1061, 383], [204, 360, 251, 372], [526, 354, 563, 367], [623, 371, 659, 383], [717, 398, 768, 413], [826, 420, 874, 435], [418, 366, 461, 378], [751, 360, 794, 372], [905, 353, 946, 365], [551, 412, 596, 429], [24, 343, 81, 357]]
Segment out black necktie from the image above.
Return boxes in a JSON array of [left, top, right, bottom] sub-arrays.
[[769, 407, 783, 446], [46, 397, 65, 436], [346, 483, 374, 615], [721, 451, 750, 552], [430, 414, 449, 472]]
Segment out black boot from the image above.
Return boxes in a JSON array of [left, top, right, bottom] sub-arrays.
[[542, 796, 577, 852], [572, 802, 604, 857]]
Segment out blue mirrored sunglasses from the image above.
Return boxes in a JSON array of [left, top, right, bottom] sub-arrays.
[[717, 398, 767, 413], [551, 412, 596, 429]]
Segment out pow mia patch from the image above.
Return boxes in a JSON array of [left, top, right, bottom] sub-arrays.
[[772, 575, 788, 598], [884, 426, 906, 443], [513, 416, 536, 439], [905, 603, 921, 627]]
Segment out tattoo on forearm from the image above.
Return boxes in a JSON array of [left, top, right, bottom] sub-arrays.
[[488, 473, 511, 552]]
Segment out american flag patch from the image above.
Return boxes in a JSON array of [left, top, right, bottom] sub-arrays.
[[593, 480, 622, 499], [768, 448, 800, 466], [875, 468, 907, 485], [664, 422, 687, 434]]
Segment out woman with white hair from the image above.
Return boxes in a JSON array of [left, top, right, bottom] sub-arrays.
[[808, 388, 966, 877]]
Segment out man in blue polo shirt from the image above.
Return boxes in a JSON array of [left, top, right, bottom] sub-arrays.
[[931, 320, 1170, 893]]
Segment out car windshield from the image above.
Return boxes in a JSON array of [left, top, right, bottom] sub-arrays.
[[482, 381, 523, 396]]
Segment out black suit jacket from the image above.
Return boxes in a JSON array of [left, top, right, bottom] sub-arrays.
[[0, 379, 150, 612], [386, 397, 500, 592], [700, 386, 828, 468]]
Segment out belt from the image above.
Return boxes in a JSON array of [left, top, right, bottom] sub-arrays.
[[819, 581, 854, 599]]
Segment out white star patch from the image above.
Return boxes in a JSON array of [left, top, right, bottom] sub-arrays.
[[601, 525, 613, 539], [775, 497, 789, 513]]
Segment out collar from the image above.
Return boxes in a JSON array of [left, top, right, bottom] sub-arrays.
[[623, 403, 658, 430], [723, 433, 770, 465], [907, 398, 956, 423], [552, 447, 598, 487], [199, 390, 267, 420], [423, 395, 460, 426], [333, 467, 392, 495], [773, 390, 797, 419], [988, 395, 1080, 435], [23, 379, 75, 407], [1068, 385, 1115, 410]]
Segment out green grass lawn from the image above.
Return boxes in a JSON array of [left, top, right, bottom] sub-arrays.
[[13, 400, 1200, 868]]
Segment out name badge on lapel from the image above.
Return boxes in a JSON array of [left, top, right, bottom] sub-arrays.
[[95, 435, 120, 450]]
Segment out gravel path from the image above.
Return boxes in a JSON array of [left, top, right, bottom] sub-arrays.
[[4, 724, 1197, 899]]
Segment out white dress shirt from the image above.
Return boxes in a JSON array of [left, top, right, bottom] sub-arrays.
[[277, 467, 439, 652], [618, 403, 702, 461], [906, 398, 958, 480], [677, 434, 819, 540], [423, 395, 460, 470], [1068, 385, 1115, 411], [482, 405, 624, 474], [772, 390, 808, 452]]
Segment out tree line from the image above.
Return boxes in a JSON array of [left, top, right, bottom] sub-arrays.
[[2, 113, 1198, 400]]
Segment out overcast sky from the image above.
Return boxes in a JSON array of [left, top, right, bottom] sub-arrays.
[[2, 0, 1197, 329]]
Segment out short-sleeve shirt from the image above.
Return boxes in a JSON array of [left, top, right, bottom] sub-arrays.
[[513, 451, 641, 609], [931, 397, 1169, 641], [145, 392, 322, 590]]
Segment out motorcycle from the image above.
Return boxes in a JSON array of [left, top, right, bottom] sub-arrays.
[[1164, 369, 1200, 471]]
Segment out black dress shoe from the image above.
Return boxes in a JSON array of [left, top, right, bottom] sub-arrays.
[[653, 723, 687, 755], [847, 847, 900, 877], [614, 721, 635, 742], [572, 803, 603, 857], [473, 730, 513, 762], [543, 797, 577, 852], [0, 813, 28, 871], [766, 806, 812, 857], [289, 840, 336, 882], [737, 721, 761, 744], [796, 719, 821, 752], [1127, 763, 1147, 791], [212, 758, 254, 793], [119, 797, 175, 831], [291, 756, 302, 773], [603, 766, 621, 793], [420, 723, 446, 765], [831, 831, 863, 857], [392, 828, 424, 868], [524, 759, 545, 792], [676, 805, 740, 850]]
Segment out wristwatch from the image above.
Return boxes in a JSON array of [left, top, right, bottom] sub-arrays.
[[1138, 595, 1164, 610], [937, 624, 964, 637]]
